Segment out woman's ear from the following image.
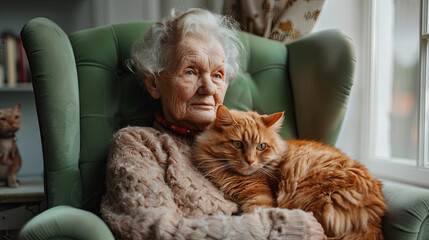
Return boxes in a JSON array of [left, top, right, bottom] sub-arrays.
[[143, 76, 161, 99]]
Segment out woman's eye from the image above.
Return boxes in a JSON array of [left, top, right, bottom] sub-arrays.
[[186, 70, 195, 75], [214, 73, 221, 78], [256, 143, 266, 151], [231, 140, 243, 149]]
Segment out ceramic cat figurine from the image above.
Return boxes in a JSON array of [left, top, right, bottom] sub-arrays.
[[193, 105, 386, 240], [0, 103, 22, 187]]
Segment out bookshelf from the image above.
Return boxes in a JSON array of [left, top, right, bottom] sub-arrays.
[[0, 0, 96, 178], [0, 176, 44, 236], [0, 0, 96, 234], [0, 83, 32, 92]]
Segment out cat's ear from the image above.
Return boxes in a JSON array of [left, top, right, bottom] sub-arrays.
[[262, 111, 284, 131], [13, 103, 21, 112], [215, 105, 237, 127]]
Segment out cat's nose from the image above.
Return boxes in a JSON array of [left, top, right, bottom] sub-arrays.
[[245, 157, 254, 165]]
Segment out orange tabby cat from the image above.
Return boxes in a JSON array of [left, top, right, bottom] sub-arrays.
[[193, 105, 386, 240], [0, 103, 22, 187]]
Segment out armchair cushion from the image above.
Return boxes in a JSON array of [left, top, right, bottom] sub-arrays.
[[382, 184, 429, 240]]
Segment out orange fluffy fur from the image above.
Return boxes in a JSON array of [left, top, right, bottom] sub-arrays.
[[0, 103, 22, 188], [193, 105, 386, 239]]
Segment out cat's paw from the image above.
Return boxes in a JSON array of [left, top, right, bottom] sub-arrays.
[[7, 177, 19, 188]]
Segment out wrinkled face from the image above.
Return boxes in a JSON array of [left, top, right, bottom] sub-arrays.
[[154, 35, 227, 131], [0, 104, 21, 134]]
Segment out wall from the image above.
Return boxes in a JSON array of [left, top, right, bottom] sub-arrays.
[[0, 0, 93, 34]]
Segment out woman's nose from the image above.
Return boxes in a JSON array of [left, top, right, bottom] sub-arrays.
[[197, 74, 216, 95]]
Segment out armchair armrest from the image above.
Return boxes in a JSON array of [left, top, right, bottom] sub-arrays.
[[382, 184, 429, 240], [287, 29, 356, 145], [18, 206, 114, 240]]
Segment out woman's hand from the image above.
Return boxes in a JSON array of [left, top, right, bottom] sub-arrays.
[[303, 212, 327, 240]]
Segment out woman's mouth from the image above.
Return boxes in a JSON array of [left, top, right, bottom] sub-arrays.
[[192, 103, 215, 109]]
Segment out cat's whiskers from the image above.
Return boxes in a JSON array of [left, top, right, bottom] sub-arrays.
[[195, 159, 222, 168], [262, 164, 279, 171], [195, 158, 231, 169], [201, 163, 233, 178], [257, 168, 280, 183]]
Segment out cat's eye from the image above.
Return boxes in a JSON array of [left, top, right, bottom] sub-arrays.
[[0, 117, 6, 121], [14, 115, 19, 120], [231, 140, 243, 149], [256, 143, 266, 151]]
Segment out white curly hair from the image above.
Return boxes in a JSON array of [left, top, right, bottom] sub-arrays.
[[131, 8, 243, 84]]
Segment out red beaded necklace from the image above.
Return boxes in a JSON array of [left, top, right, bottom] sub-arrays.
[[155, 111, 200, 136]]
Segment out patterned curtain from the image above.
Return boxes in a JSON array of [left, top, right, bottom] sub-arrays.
[[224, 0, 326, 44]]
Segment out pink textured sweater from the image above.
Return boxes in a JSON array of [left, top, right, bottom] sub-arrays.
[[100, 123, 308, 239]]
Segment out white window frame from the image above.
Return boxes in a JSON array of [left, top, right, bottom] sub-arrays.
[[362, 0, 429, 188]]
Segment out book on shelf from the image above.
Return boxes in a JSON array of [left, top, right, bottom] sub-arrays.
[[0, 31, 31, 88]]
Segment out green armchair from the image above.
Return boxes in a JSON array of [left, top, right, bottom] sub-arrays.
[[18, 18, 429, 240]]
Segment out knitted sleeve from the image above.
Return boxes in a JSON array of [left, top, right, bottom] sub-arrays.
[[101, 127, 308, 239]]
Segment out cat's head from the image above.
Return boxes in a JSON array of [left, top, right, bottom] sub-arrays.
[[194, 105, 287, 176], [0, 104, 22, 135]]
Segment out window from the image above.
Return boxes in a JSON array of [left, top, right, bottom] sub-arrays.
[[365, 0, 429, 187]]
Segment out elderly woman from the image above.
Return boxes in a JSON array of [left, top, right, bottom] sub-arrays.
[[101, 8, 326, 239]]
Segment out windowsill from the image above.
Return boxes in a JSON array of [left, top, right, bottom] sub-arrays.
[[380, 178, 429, 190], [367, 159, 429, 189]]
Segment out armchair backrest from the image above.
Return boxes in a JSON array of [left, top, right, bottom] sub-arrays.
[[69, 22, 160, 213], [21, 18, 354, 215]]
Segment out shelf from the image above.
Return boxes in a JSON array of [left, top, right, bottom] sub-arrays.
[[0, 83, 33, 93], [0, 175, 43, 204]]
